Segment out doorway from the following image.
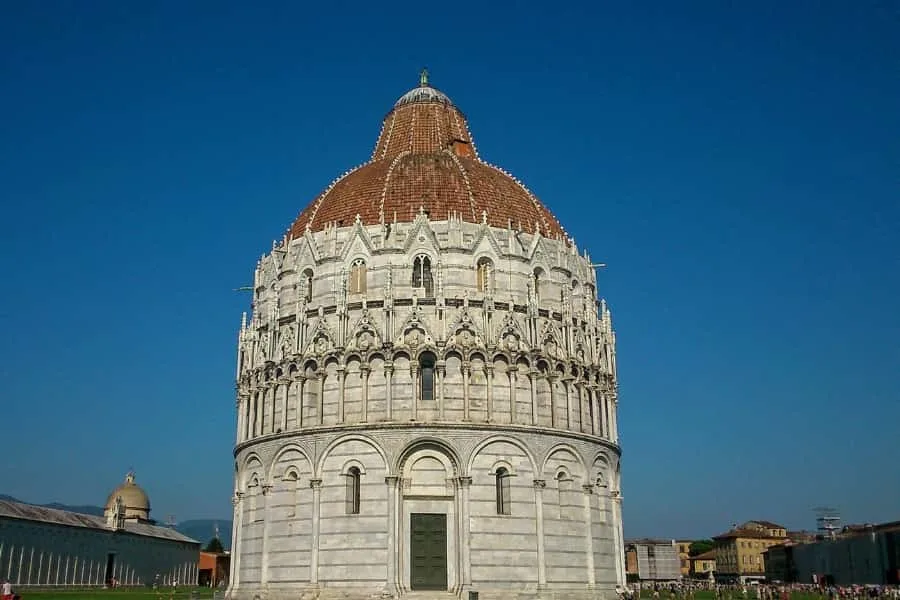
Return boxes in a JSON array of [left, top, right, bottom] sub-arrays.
[[410, 513, 447, 590], [105, 553, 116, 585]]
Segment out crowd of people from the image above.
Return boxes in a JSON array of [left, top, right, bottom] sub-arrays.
[[617, 582, 900, 600]]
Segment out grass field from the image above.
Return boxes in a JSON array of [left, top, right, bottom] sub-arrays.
[[13, 589, 217, 600]]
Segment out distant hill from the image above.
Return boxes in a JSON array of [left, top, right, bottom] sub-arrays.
[[0, 494, 231, 549], [0, 494, 105, 516]]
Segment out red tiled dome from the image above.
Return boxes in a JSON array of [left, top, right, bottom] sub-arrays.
[[288, 78, 566, 239]]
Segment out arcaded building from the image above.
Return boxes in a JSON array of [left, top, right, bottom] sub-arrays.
[[228, 74, 623, 600], [0, 473, 199, 588]]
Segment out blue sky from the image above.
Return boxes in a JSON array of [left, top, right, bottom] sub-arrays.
[[1, 1, 897, 538]]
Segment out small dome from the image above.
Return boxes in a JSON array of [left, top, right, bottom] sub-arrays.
[[394, 85, 452, 107], [394, 68, 453, 107], [104, 471, 151, 520]]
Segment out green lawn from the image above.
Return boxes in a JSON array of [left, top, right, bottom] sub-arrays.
[[16, 589, 216, 600]]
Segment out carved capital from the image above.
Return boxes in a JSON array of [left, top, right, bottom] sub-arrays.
[[231, 492, 244, 506], [385, 476, 400, 487], [455, 476, 472, 488], [533, 479, 547, 489], [309, 479, 323, 489], [261, 484, 273, 496], [582, 484, 595, 495]]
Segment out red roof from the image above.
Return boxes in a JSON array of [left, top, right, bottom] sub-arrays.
[[288, 80, 566, 239]]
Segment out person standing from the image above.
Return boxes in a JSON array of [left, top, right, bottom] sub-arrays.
[[2, 579, 13, 600]]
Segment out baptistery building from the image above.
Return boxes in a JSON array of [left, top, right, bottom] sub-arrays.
[[229, 74, 623, 600]]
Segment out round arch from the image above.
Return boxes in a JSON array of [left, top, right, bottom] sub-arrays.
[[266, 444, 314, 482], [466, 434, 538, 477], [315, 433, 389, 479], [541, 442, 588, 482]]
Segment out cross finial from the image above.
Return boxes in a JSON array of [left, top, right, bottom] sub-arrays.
[[419, 67, 429, 87]]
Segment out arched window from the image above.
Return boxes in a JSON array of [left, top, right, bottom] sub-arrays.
[[476, 258, 492, 292], [420, 352, 436, 401], [349, 260, 367, 294], [346, 467, 361, 514], [556, 471, 570, 519], [284, 471, 299, 517], [412, 255, 434, 297], [495, 467, 511, 515], [303, 269, 314, 303], [532, 268, 544, 300]]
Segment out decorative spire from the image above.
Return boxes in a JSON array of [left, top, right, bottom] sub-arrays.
[[419, 67, 429, 87]]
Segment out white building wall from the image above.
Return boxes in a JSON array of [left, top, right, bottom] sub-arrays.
[[228, 216, 622, 600]]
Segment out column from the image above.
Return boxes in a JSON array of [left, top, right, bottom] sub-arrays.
[[297, 376, 307, 429], [576, 382, 586, 433], [528, 371, 537, 425], [270, 384, 278, 433], [55, 553, 61, 585], [309, 479, 322, 585], [462, 363, 470, 421], [248, 393, 257, 438], [533, 480, 547, 587], [548, 375, 557, 428], [437, 364, 446, 421], [456, 477, 472, 590], [411, 365, 419, 421], [281, 381, 289, 431], [611, 399, 618, 443], [509, 367, 517, 423], [236, 396, 245, 444], [590, 388, 600, 436], [27, 547, 33, 585], [582, 485, 596, 587], [36, 551, 43, 586], [384, 477, 400, 596], [385, 363, 394, 420], [563, 379, 572, 430], [598, 393, 607, 438], [259, 484, 272, 584], [337, 366, 346, 423], [316, 372, 324, 425], [360, 367, 369, 423], [64, 556, 70, 586], [229, 492, 243, 588], [485, 366, 494, 422], [244, 395, 252, 440], [612, 492, 624, 585]]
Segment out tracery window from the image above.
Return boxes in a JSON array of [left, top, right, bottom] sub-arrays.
[[495, 467, 511, 515], [420, 352, 436, 401], [346, 467, 361, 514], [349, 260, 367, 294], [412, 255, 434, 297], [476, 258, 492, 292]]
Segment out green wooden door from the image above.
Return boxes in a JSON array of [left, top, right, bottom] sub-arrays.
[[410, 513, 448, 590]]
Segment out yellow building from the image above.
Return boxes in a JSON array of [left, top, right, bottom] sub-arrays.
[[690, 550, 717, 577], [713, 521, 787, 583]]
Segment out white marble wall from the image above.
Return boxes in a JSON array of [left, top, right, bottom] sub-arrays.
[[230, 428, 623, 600], [0, 518, 199, 587], [229, 216, 623, 600]]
